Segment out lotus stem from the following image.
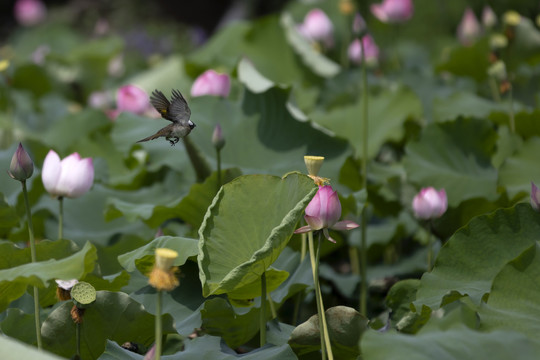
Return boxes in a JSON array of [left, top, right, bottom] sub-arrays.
[[155, 290, 163, 360], [76, 322, 81, 358], [292, 232, 308, 325], [216, 149, 222, 192], [58, 196, 64, 240], [260, 271, 267, 346]]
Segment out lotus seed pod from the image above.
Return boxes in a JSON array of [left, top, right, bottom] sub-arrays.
[[503, 11, 520, 26], [304, 156, 325, 177], [70, 281, 96, 309], [155, 248, 178, 271]]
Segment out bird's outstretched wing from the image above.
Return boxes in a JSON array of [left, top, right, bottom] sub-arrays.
[[169, 89, 192, 125], [150, 90, 174, 122]]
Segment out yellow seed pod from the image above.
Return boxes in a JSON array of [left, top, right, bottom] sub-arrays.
[[490, 34, 508, 49], [155, 248, 178, 271], [339, 0, 355, 15], [503, 11, 521, 26], [304, 156, 325, 177]]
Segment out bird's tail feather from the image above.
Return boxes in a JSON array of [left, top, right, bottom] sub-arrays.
[[137, 133, 161, 143]]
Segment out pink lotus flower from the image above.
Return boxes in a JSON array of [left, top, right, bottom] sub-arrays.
[[42, 150, 94, 199], [371, 0, 413, 23], [191, 70, 231, 98], [116, 85, 150, 114], [298, 8, 334, 47], [531, 182, 540, 211], [14, 0, 46, 26], [457, 8, 481, 46], [348, 35, 380, 65], [412, 187, 447, 220], [8, 143, 34, 181], [294, 186, 359, 243], [55, 279, 78, 290]]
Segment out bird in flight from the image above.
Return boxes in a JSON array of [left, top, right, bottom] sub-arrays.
[[137, 89, 196, 146]]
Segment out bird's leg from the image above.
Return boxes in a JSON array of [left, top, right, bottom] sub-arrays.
[[173, 137, 180, 144], [166, 137, 176, 146]]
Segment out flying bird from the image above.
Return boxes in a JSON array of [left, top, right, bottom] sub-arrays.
[[137, 89, 196, 146]]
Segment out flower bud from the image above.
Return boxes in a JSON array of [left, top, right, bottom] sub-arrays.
[[117, 85, 150, 114], [371, 0, 413, 24], [457, 8, 481, 46], [298, 8, 334, 48], [8, 143, 34, 181], [191, 70, 231, 98], [42, 150, 94, 199], [212, 123, 225, 150], [14, 0, 46, 27], [352, 13, 367, 36], [531, 182, 540, 211], [412, 187, 448, 220], [482, 6, 497, 28], [348, 36, 379, 65]]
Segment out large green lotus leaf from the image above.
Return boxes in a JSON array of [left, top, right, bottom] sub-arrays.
[[478, 243, 540, 339], [11, 64, 52, 97], [403, 117, 499, 207], [289, 306, 368, 359], [0, 239, 77, 270], [118, 236, 198, 274], [227, 267, 289, 301], [128, 56, 191, 95], [0, 308, 38, 345], [36, 184, 153, 246], [414, 204, 540, 310], [99, 335, 298, 360], [41, 291, 175, 360], [361, 325, 538, 360], [498, 137, 540, 199], [184, 87, 350, 182], [94, 235, 148, 275], [432, 92, 508, 123], [200, 297, 261, 349], [310, 87, 422, 159], [0, 242, 96, 312], [0, 336, 64, 360], [280, 12, 340, 78], [269, 246, 312, 305], [129, 261, 205, 336], [198, 173, 317, 297], [436, 39, 490, 82], [39, 109, 111, 154]]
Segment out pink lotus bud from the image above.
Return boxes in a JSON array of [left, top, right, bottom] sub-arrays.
[[352, 13, 367, 36], [14, 0, 46, 27], [482, 6, 497, 28], [212, 123, 225, 150], [457, 8, 481, 46], [116, 85, 150, 114], [531, 182, 540, 211], [191, 70, 231, 98], [412, 187, 448, 220], [295, 186, 359, 243], [299, 8, 334, 47], [371, 0, 413, 23], [8, 143, 34, 181], [41, 150, 94, 199], [348, 35, 379, 65], [88, 91, 111, 109]]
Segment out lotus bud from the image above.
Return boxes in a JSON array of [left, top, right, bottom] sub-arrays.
[[457, 8, 481, 46], [212, 123, 225, 150], [191, 70, 231, 98], [42, 150, 94, 199], [14, 0, 46, 27], [298, 8, 334, 48], [8, 143, 34, 182], [531, 182, 540, 211], [371, 0, 413, 24], [117, 85, 150, 114], [412, 187, 448, 220], [348, 35, 379, 65], [352, 13, 367, 36], [482, 6, 497, 28]]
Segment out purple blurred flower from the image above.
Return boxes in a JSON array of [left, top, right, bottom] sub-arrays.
[[352, 13, 367, 35], [295, 186, 359, 243], [371, 0, 413, 23], [116, 85, 150, 114], [191, 70, 231, 98], [14, 0, 46, 26], [412, 187, 447, 220], [348, 35, 379, 65], [457, 8, 481, 46], [531, 182, 540, 211], [298, 8, 334, 48], [42, 150, 94, 199], [8, 143, 34, 181]]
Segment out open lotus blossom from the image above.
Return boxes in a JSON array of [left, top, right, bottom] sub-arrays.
[[14, 0, 47, 26], [371, 0, 413, 23], [297, 8, 334, 48], [294, 185, 359, 243], [42, 150, 94, 199], [116, 85, 150, 114], [412, 187, 448, 220], [348, 35, 380, 65], [191, 70, 231, 98], [457, 8, 481, 46], [531, 182, 540, 211], [55, 279, 78, 291], [8, 143, 34, 181]]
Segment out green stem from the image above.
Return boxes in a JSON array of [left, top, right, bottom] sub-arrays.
[[489, 76, 501, 103], [216, 149, 222, 192], [427, 222, 434, 272], [359, 35, 369, 317], [267, 291, 277, 320], [508, 83, 515, 133], [22, 181, 42, 349], [183, 136, 212, 182], [260, 271, 267, 347], [76, 322, 81, 358], [292, 232, 308, 325], [58, 197, 64, 240], [315, 233, 333, 360], [155, 290, 163, 360]]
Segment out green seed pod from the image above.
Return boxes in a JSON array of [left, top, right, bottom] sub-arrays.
[[70, 281, 96, 309]]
